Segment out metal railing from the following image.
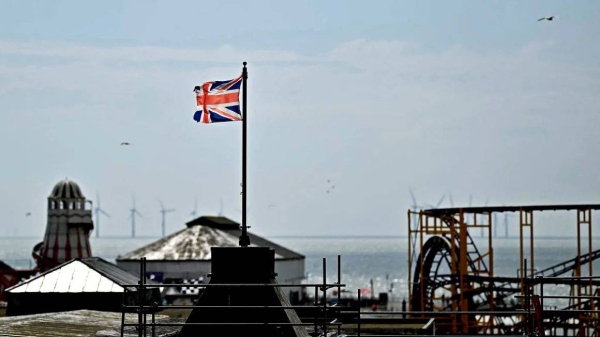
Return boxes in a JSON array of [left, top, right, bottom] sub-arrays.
[[119, 255, 346, 337], [119, 257, 600, 337]]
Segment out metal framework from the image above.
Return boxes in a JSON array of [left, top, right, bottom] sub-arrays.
[[120, 256, 346, 337], [408, 204, 600, 335]]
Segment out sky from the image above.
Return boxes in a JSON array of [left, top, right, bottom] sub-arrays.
[[1, 1, 599, 238]]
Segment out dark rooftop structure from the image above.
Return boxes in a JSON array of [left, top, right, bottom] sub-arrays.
[[178, 247, 309, 337]]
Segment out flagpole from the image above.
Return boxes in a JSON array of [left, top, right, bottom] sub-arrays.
[[239, 62, 250, 247]]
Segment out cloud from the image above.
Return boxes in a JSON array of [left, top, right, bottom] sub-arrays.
[[1, 38, 599, 236], [0, 40, 312, 64]]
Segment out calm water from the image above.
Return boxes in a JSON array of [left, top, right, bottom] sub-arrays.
[[1, 236, 598, 306]]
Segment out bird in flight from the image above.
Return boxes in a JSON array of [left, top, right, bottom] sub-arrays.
[[120, 142, 132, 146], [26, 212, 31, 217], [538, 16, 555, 21], [326, 179, 335, 194]]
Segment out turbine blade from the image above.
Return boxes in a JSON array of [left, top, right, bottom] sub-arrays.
[[448, 192, 454, 208], [409, 189, 417, 206], [435, 194, 446, 208], [100, 209, 110, 217], [158, 199, 165, 209]]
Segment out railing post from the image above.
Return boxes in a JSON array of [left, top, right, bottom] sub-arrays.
[[525, 268, 533, 336], [314, 285, 318, 335], [152, 302, 156, 337], [337, 254, 341, 336], [357, 288, 361, 337], [120, 287, 126, 337], [138, 258, 143, 337], [539, 275, 544, 319], [142, 257, 147, 337], [322, 258, 327, 337]]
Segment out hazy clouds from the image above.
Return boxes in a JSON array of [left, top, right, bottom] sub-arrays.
[[1, 2, 599, 237]]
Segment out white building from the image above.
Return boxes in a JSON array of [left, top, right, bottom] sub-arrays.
[[6, 257, 159, 316], [116, 216, 305, 302]]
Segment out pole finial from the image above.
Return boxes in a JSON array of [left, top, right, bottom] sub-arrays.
[[243, 61, 247, 67]]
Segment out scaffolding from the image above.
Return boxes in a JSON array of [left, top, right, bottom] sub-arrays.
[[408, 204, 600, 335]]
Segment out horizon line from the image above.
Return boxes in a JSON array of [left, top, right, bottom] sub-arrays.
[[0, 235, 596, 240]]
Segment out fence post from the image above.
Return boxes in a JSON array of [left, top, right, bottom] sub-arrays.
[[337, 254, 341, 336], [120, 287, 126, 337], [322, 258, 327, 337], [142, 257, 147, 337], [314, 285, 318, 335], [357, 288, 361, 337]]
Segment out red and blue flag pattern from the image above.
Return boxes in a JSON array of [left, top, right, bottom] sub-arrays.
[[193, 75, 243, 123]]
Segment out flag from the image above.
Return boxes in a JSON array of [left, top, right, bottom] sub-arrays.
[[193, 75, 243, 123]]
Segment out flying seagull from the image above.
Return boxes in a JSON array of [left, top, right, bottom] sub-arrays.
[[538, 16, 555, 21], [120, 142, 132, 146]]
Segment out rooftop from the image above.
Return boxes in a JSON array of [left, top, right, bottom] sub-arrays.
[[117, 216, 304, 261], [7, 257, 152, 293]]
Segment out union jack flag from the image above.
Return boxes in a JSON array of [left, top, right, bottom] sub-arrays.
[[193, 75, 243, 123]]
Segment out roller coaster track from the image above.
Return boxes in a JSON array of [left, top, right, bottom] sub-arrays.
[[412, 216, 514, 333], [419, 247, 600, 304], [442, 217, 518, 333], [535, 248, 600, 278], [411, 214, 600, 334]]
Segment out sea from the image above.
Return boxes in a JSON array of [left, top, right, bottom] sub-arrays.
[[1, 236, 598, 308]]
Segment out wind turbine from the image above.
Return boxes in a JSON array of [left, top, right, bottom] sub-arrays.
[[409, 189, 424, 230], [504, 211, 510, 238], [503, 204, 516, 238], [422, 194, 446, 210], [129, 196, 144, 238], [409, 190, 446, 229], [158, 199, 175, 238], [468, 194, 473, 223], [480, 198, 489, 238], [218, 198, 224, 217], [408, 189, 423, 268], [94, 191, 110, 238], [190, 197, 198, 220], [236, 205, 250, 216]]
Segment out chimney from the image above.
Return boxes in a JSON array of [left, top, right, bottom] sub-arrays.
[[178, 247, 309, 337]]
